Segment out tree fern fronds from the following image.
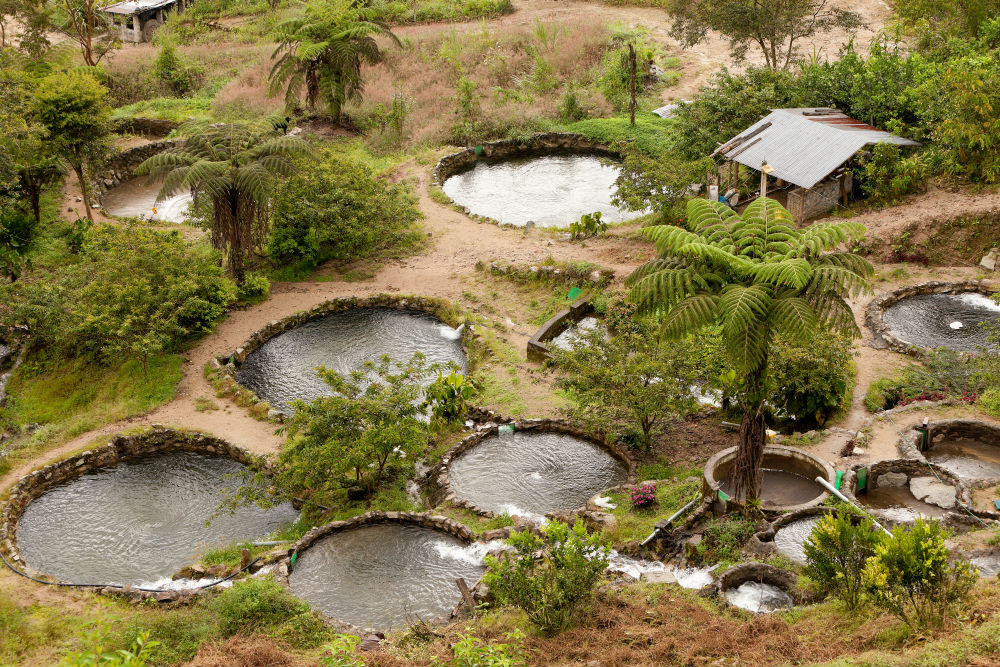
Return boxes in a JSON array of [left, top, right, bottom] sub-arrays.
[[768, 296, 819, 342], [658, 294, 721, 337], [751, 258, 814, 289]]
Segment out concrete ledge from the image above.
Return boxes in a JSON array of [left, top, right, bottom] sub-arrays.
[[527, 296, 596, 362], [702, 445, 834, 513]]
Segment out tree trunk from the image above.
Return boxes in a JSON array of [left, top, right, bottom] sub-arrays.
[[74, 162, 94, 222], [627, 42, 637, 127], [732, 367, 767, 502]]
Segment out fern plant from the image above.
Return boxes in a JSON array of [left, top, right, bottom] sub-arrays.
[[136, 121, 310, 282], [627, 197, 872, 501], [268, 0, 400, 123]]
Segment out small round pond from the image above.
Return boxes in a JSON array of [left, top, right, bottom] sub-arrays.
[[236, 308, 466, 413], [922, 420, 1000, 482], [102, 176, 193, 223], [882, 291, 1000, 353], [287, 523, 485, 630], [448, 430, 629, 518], [441, 153, 633, 227], [773, 516, 823, 565], [15, 451, 298, 586], [704, 446, 833, 511]]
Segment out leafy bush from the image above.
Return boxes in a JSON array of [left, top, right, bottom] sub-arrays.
[[979, 387, 1000, 418], [423, 369, 473, 423], [597, 31, 660, 112], [569, 211, 607, 239], [209, 576, 309, 638], [804, 511, 885, 610], [856, 143, 928, 205], [446, 630, 527, 667], [319, 634, 364, 667], [151, 36, 204, 96], [484, 520, 608, 635], [269, 149, 421, 268], [692, 516, 755, 565], [864, 349, 983, 411], [764, 330, 854, 425], [236, 271, 270, 302], [863, 519, 978, 629], [0, 224, 236, 369]]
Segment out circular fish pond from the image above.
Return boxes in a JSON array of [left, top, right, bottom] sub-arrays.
[[441, 153, 633, 227], [287, 523, 485, 630], [704, 445, 833, 511], [15, 451, 298, 586], [102, 176, 193, 223], [882, 291, 1000, 353], [236, 307, 466, 413], [447, 429, 629, 519], [920, 420, 1000, 482], [719, 564, 796, 613]]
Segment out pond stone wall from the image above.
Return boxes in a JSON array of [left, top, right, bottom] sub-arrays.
[[431, 418, 635, 517], [527, 296, 595, 362], [94, 140, 180, 202], [865, 280, 991, 355], [0, 427, 270, 602]]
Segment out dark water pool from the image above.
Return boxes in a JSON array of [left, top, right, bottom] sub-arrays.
[[236, 308, 466, 413], [448, 431, 628, 518], [15, 452, 298, 586], [719, 469, 825, 508], [102, 176, 192, 223], [441, 154, 634, 227], [287, 523, 486, 630], [883, 292, 1000, 352]]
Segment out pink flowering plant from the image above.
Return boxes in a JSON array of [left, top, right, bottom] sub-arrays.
[[629, 482, 657, 510]]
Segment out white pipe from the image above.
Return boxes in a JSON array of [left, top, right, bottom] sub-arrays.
[[815, 476, 893, 537]]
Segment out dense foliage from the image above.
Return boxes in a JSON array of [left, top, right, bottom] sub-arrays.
[[804, 512, 884, 610], [764, 330, 854, 425], [268, 150, 421, 269], [484, 520, 608, 635], [0, 224, 236, 371]]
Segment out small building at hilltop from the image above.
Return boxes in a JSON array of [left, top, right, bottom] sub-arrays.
[[102, 0, 191, 43], [712, 108, 919, 223]]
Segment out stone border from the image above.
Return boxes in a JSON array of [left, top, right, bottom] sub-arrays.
[[527, 296, 596, 362], [111, 117, 179, 138], [430, 418, 635, 519], [431, 133, 621, 228], [272, 511, 479, 633], [0, 426, 273, 601], [94, 141, 180, 207], [702, 445, 835, 513], [213, 294, 479, 421], [750, 505, 839, 556], [865, 280, 993, 355]]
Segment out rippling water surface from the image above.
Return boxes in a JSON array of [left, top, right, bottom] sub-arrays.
[[236, 308, 466, 412], [16, 452, 298, 585], [103, 176, 193, 223], [773, 516, 823, 565], [448, 431, 628, 517], [883, 292, 1000, 352], [442, 154, 634, 227], [288, 524, 486, 630]]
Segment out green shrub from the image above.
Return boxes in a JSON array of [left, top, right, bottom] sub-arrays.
[[423, 369, 474, 423], [804, 511, 885, 610], [236, 271, 270, 302], [979, 387, 1000, 418], [692, 516, 755, 565], [273, 611, 331, 649], [864, 349, 983, 411], [569, 211, 607, 239], [446, 630, 527, 667], [118, 613, 213, 666], [863, 518, 978, 629], [269, 149, 421, 269], [208, 576, 308, 638], [856, 143, 928, 205], [319, 634, 364, 667], [151, 36, 204, 96], [484, 520, 608, 635], [764, 330, 854, 425]]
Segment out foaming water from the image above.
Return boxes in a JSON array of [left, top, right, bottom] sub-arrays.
[[673, 565, 716, 589], [550, 317, 605, 351], [858, 486, 949, 523], [883, 292, 1000, 352], [236, 308, 467, 413], [725, 582, 793, 613], [606, 550, 666, 580], [432, 540, 508, 565], [926, 438, 1000, 480], [103, 176, 193, 223], [448, 431, 628, 516], [773, 516, 823, 565], [15, 452, 298, 585], [719, 469, 825, 508], [287, 524, 486, 630], [441, 154, 634, 227]]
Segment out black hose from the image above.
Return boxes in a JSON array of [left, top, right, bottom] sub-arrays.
[[0, 549, 261, 593]]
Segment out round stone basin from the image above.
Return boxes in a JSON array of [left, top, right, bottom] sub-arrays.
[[549, 316, 605, 351], [773, 516, 823, 565], [236, 308, 466, 413], [923, 421, 1000, 482], [883, 292, 1000, 353], [287, 523, 485, 630], [103, 176, 193, 223], [704, 445, 833, 511], [441, 153, 633, 227], [15, 451, 298, 586], [447, 430, 629, 518], [725, 582, 794, 613]]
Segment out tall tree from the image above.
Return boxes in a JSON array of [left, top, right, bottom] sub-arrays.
[[268, 0, 399, 123], [51, 0, 119, 66], [627, 198, 872, 501], [33, 70, 110, 222], [135, 122, 310, 282], [667, 0, 863, 70]]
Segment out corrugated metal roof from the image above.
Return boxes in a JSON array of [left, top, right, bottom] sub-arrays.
[[716, 108, 920, 190], [102, 0, 178, 14]]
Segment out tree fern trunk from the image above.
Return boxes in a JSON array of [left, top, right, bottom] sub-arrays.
[[733, 367, 767, 503]]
